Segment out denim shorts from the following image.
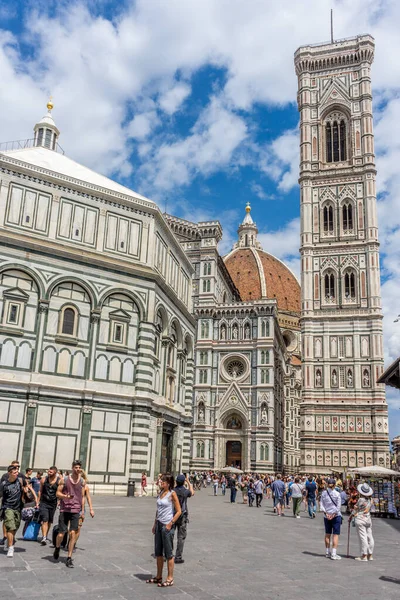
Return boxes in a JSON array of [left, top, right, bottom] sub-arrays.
[[273, 495, 284, 507], [324, 515, 342, 535], [154, 520, 175, 560]]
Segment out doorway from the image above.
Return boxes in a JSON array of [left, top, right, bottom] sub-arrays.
[[226, 440, 242, 468], [160, 423, 174, 473]]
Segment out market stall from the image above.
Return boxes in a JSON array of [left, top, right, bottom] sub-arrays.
[[346, 466, 400, 518]]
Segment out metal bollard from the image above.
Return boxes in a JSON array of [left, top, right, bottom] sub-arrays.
[[127, 479, 135, 497]]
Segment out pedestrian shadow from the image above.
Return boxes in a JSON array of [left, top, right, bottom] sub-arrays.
[[133, 573, 152, 581], [12, 547, 26, 553], [380, 576, 400, 585], [303, 551, 355, 560]]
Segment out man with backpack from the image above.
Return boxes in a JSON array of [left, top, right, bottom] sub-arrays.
[[53, 460, 85, 568], [38, 466, 60, 546], [0, 464, 32, 557], [173, 474, 194, 564]]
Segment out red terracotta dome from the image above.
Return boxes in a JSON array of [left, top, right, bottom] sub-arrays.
[[223, 204, 300, 313]]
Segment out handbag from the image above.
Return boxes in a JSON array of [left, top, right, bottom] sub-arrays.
[[23, 520, 41, 541]]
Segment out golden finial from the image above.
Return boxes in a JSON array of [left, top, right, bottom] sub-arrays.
[[47, 96, 54, 112], [245, 202, 251, 213]]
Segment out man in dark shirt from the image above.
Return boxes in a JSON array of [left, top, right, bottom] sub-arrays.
[[306, 476, 318, 518], [38, 466, 60, 546], [1, 460, 28, 544], [173, 474, 194, 564], [0, 465, 27, 557]]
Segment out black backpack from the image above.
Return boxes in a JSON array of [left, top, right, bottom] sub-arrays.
[[174, 487, 189, 525]]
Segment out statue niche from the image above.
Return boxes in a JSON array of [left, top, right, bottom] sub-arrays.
[[197, 402, 205, 422]]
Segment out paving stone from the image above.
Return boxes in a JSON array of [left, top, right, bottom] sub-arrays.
[[0, 491, 399, 599]]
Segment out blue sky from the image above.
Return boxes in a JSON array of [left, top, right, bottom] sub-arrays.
[[1, 0, 400, 437]]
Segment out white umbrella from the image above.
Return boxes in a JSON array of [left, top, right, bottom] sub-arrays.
[[347, 465, 400, 477], [218, 466, 243, 474]]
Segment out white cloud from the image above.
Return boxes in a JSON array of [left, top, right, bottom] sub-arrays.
[[127, 111, 159, 140], [138, 96, 248, 193], [158, 82, 191, 115], [1, 0, 399, 182]]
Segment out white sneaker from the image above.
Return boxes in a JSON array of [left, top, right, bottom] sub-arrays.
[[325, 553, 331, 559], [331, 554, 342, 560], [355, 556, 368, 561], [7, 546, 14, 558], [296, 515, 301, 519]]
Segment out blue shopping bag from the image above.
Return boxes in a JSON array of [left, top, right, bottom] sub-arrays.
[[23, 520, 40, 541]]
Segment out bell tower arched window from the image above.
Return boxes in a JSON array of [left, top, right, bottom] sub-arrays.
[[324, 272, 335, 301], [344, 271, 356, 300], [323, 205, 334, 234], [325, 113, 348, 163], [342, 202, 353, 232]]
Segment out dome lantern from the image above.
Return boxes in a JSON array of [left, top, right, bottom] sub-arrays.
[[236, 202, 261, 249], [33, 98, 60, 151]]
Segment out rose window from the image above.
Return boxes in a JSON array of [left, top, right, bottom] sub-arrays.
[[226, 359, 245, 378]]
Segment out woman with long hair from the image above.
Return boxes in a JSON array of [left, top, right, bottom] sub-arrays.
[[146, 473, 181, 587]]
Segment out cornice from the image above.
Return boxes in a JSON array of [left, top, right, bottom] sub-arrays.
[[0, 158, 193, 274]]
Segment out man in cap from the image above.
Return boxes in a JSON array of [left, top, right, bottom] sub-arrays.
[[173, 474, 194, 564], [320, 477, 342, 559]]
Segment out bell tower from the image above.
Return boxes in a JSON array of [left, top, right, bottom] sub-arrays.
[[294, 35, 390, 473]]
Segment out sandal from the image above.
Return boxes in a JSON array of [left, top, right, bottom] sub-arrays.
[[146, 577, 162, 584], [158, 579, 174, 587]]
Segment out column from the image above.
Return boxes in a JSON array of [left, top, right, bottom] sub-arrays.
[[154, 418, 164, 476], [33, 301, 49, 372], [87, 310, 101, 380], [79, 405, 93, 470], [21, 398, 38, 468]]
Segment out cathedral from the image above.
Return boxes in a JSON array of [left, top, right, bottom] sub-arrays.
[[0, 31, 390, 481], [166, 207, 301, 472]]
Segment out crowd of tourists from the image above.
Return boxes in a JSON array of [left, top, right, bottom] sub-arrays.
[[1, 462, 376, 585], [0, 459, 94, 567]]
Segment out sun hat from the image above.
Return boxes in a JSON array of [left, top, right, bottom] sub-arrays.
[[357, 482, 374, 497]]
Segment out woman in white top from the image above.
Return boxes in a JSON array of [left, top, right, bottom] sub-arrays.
[[146, 473, 181, 587]]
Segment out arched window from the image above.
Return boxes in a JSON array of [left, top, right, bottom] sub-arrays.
[[326, 115, 347, 163], [260, 444, 265, 461], [326, 122, 332, 162], [261, 320, 270, 337], [199, 369, 208, 384], [261, 369, 269, 384], [265, 445, 269, 461], [261, 350, 265, 364], [344, 272, 356, 299], [324, 272, 335, 301], [323, 205, 334, 234], [197, 441, 205, 458], [60, 307, 77, 336], [342, 202, 353, 231], [203, 262, 211, 275], [203, 279, 210, 293]]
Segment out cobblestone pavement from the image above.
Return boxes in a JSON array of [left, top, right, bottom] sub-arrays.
[[1, 489, 400, 599]]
